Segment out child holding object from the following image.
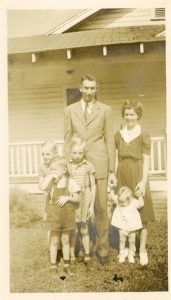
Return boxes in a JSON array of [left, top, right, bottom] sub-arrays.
[[110, 186, 144, 264], [39, 157, 80, 275]]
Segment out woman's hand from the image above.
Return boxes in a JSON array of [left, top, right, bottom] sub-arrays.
[[56, 196, 69, 207], [135, 180, 146, 197]]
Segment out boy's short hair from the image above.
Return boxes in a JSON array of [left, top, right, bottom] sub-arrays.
[[71, 135, 85, 150], [41, 140, 58, 154]]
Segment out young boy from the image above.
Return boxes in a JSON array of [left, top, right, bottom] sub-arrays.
[[39, 140, 58, 221], [68, 136, 96, 265], [39, 157, 81, 274]]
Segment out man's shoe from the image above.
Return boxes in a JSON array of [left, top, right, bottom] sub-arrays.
[[99, 256, 108, 265]]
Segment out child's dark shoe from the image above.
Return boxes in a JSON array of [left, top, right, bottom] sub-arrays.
[[77, 256, 84, 263], [63, 265, 73, 277], [50, 264, 58, 274], [70, 258, 77, 266], [84, 255, 91, 266]]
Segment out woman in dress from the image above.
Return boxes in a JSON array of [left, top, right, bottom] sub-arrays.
[[114, 99, 155, 265]]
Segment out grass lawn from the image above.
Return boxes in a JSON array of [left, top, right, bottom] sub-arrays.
[[10, 220, 168, 293]]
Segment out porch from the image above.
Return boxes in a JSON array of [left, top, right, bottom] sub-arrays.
[[9, 136, 167, 191]]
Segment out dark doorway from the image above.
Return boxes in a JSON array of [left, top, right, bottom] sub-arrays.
[[66, 88, 81, 106]]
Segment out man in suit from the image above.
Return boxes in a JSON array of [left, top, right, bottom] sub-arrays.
[[64, 74, 117, 264]]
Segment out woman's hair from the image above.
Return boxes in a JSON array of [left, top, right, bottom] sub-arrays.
[[41, 140, 58, 154], [71, 134, 85, 150], [121, 99, 143, 120]]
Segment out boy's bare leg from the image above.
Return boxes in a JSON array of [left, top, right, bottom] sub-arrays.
[[62, 232, 70, 266], [49, 231, 60, 271], [81, 223, 89, 255], [70, 229, 76, 262]]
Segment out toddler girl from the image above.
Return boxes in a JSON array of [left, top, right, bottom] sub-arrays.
[[110, 186, 144, 263]]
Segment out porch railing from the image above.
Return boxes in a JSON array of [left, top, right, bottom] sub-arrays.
[[9, 137, 167, 179]]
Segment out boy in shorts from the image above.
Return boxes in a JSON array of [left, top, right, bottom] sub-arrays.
[[39, 157, 80, 274]]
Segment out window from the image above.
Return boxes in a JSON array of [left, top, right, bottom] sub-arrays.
[[66, 88, 81, 106]]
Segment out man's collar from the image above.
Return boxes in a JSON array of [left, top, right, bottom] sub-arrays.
[[81, 98, 95, 107]]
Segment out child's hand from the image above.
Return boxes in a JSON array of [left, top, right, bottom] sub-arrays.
[[56, 196, 69, 207], [110, 191, 118, 203]]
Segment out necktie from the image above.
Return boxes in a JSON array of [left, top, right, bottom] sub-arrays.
[[84, 103, 90, 122]]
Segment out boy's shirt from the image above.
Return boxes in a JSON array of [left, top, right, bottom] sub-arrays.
[[55, 176, 81, 195], [68, 159, 95, 190]]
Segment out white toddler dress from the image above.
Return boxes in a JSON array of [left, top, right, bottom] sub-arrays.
[[111, 198, 142, 231]]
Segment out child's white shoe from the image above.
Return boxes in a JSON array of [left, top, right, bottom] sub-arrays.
[[139, 252, 149, 266], [128, 252, 135, 263], [119, 248, 128, 263]]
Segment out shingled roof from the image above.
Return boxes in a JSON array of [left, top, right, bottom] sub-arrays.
[[8, 25, 165, 55]]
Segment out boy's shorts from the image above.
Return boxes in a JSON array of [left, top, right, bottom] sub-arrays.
[[46, 202, 76, 232]]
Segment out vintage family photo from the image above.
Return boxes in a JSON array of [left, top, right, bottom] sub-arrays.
[[8, 8, 168, 293]]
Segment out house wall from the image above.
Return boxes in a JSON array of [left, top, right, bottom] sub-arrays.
[[68, 8, 165, 31], [8, 42, 166, 143]]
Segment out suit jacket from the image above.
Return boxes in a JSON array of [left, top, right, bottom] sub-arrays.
[[64, 100, 115, 179]]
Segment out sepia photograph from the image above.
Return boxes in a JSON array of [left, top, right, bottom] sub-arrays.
[[3, 3, 169, 296]]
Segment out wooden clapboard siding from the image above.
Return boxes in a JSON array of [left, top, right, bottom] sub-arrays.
[[100, 79, 166, 136], [8, 42, 165, 142], [69, 9, 165, 32], [9, 86, 64, 142]]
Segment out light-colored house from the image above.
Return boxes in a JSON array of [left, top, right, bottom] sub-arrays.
[[8, 8, 167, 219]]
